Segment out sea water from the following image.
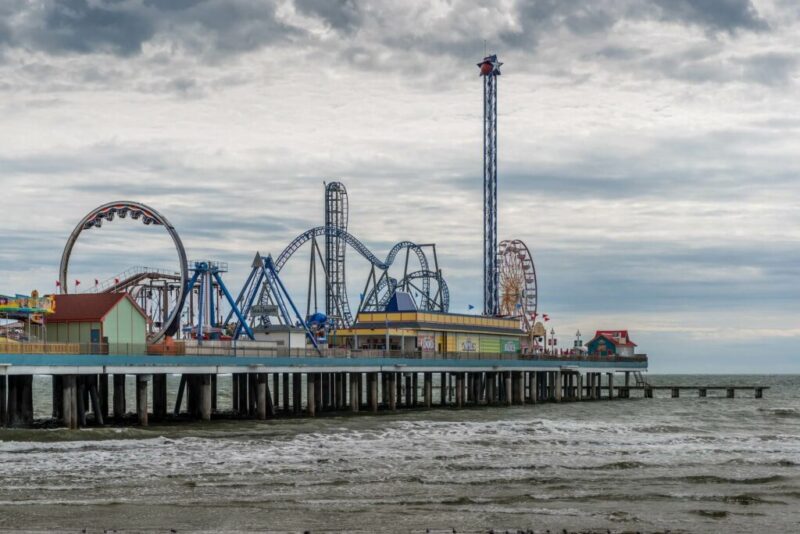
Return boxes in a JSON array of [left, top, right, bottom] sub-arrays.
[[0, 374, 798, 532]]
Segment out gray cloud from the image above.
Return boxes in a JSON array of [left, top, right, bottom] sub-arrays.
[[0, 0, 769, 63], [653, 0, 767, 33], [3, 0, 298, 59], [295, 0, 362, 33]]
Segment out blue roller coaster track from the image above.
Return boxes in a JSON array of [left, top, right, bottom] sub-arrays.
[[273, 226, 448, 327]]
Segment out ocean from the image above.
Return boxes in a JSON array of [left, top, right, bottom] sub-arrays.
[[0, 374, 798, 533]]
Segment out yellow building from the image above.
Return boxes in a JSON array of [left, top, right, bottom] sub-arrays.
[[332, 311, 525, 355]]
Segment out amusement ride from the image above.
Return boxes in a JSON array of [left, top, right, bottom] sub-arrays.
[[54, 54, 544, 349]]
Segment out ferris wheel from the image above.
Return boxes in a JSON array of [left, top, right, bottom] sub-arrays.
[[498, 239, 538, 331]]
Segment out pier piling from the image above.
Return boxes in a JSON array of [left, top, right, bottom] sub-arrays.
[[136, 375, 149, 426]]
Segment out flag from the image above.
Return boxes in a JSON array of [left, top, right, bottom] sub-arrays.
[[114, 278, 120, 285], [543, 314, 549, 321], [74, 280, 81, 287], [55, 280, 60, 288], [467, 304, 475, 310], [94, 279, 99, 286]]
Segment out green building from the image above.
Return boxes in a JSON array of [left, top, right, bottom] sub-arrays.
[[46, 294, 149, 352]]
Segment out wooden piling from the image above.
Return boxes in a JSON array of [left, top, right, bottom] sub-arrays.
[[349, 372, 359, 412], [76, 376, 87, 427], [200, 374, 212, 421], [136, 375, 149, 426], [423, 372, 432, 408], [388, 372, 397, 411], [88, 379, 104, 426], [283, 373, 290, 413], [671, 387, 680, 398], [293, 373, 302, 414], [51, 375, 63, 420], [307, 373, 316, 417], [552, 371, 561, 403], [114, 374, 126, 421], [174, 374, 186, 416], [512, 371, 523, 405], [369, 372, 378, 413], [62, 375, 78, 430], [0, 375, 6, 426], [455, 373, 464, 408], [152, 374, 167, 421], [727, 388, 735, 398], [273, 373, 280, 411]]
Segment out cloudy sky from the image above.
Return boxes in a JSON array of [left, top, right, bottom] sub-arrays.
[[1, 0, 798, 372]]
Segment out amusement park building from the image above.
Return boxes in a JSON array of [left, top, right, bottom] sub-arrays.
[[46, 294, 148, 350], [333, 311, 526, 355], [586, 330, 637, 357]]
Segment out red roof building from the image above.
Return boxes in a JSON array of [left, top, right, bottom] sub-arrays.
[[586, 330, 638, 357], [46, 294, 149, 349]]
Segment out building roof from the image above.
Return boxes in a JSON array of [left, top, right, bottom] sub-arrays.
[[48, 293, 148, 323], [589, 330, 637, 348]]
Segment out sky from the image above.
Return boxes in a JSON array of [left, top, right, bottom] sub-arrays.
[[0, 0, 798, 372]]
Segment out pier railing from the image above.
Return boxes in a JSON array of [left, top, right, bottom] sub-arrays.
[[0, 341, 647, 364]]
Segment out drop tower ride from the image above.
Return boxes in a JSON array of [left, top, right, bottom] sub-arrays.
[[479, 54, 502, 316]]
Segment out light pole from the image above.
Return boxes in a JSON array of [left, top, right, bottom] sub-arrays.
[[550, 327, 556, 355]]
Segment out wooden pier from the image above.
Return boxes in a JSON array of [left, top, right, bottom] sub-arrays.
[[0, 352, 762, 430]]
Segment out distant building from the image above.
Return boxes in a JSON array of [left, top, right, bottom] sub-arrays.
[[46, 294, 149, 351], [586, 330, 637, 357]]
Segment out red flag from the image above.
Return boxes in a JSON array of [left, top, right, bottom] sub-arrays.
[[94, 279, 99, 286], [114, 277, 120, 285], [55, 280, 61, 287], [543, 314, 550, 321]]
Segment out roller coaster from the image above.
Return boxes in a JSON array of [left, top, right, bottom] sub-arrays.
[[252, 182, 449, 331]]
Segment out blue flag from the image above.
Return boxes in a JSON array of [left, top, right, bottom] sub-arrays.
[[467, 304, 475, 310]]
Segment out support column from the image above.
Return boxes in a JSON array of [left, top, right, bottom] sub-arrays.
[[307, 373, 316, 417], [152, 374, 167, 421], [412, 373, 419, 407], [174, 375, 186, 416], [512, 371, 523, 405], [256, 373, 268, 420], [88, 377, 104, 426], [486, 372, 495, 405], [349, 373, 359, 412], [283, 373, 290, 413], [423, 372, 432, 408], [554, 370, 562, 402], [369, 373, 378, 413], [98, 374, 109, 419], [0, 375, 6, 427], [200, 374, 212, 421], [62, 375, 78, 430], [114, 374, 126, 421], [608, 373, 614, 400], [273, 374, 280, 411], [504, 372, 512, 406], [439, 372, 447, 406], [388, 372, 397, 411], [455, 373, 464, 408], [293, 373, 302, 414], [51, 375, 63, 420], [136, 375, 149, 426]]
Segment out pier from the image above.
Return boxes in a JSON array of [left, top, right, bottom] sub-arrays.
[[0, 350, 655, 429], [0, 349, 766, 430]]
